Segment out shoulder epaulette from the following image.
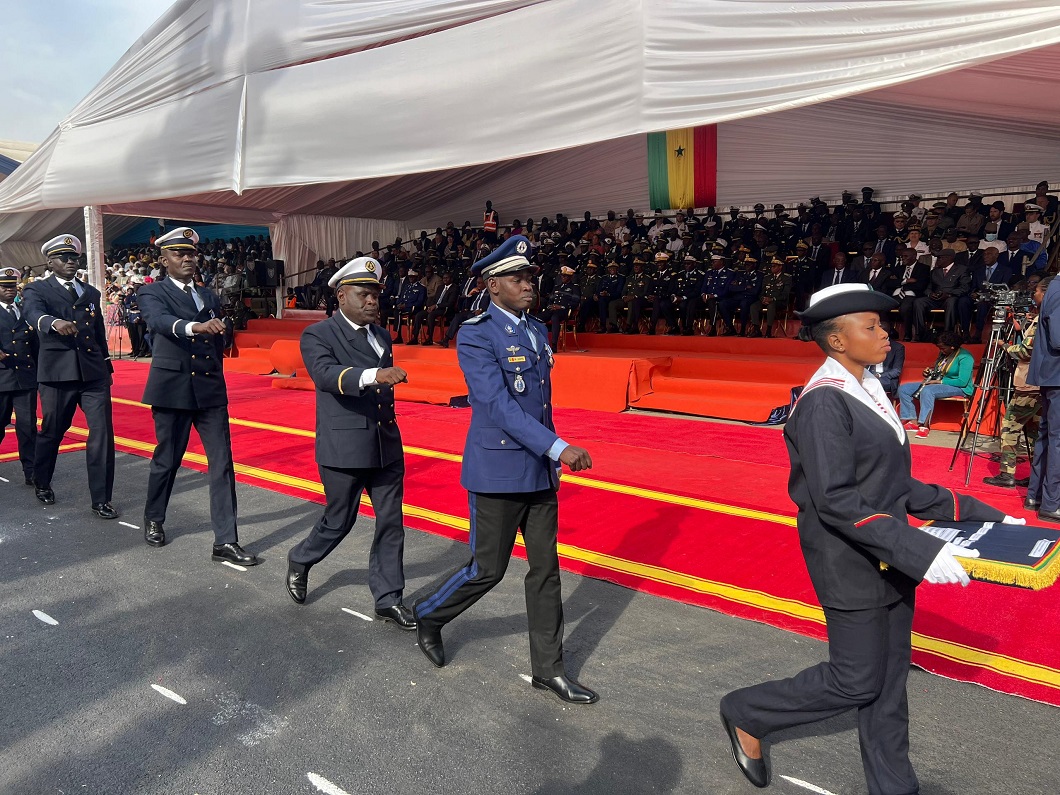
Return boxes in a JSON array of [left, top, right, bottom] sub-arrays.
[[462, 313, 490, 325]]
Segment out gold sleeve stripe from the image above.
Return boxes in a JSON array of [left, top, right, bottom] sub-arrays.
[[337, 367, 353, 395]]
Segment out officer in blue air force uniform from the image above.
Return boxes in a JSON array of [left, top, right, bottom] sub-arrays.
[[136, 227, 257, 565], [21, 234, 117, 519], [0, 266, 38, 485], [285, 257, 416, 630], [414, 235, 599, 705]]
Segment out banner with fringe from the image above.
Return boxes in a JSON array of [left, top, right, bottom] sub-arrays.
[[919, 521, 1060, 589]]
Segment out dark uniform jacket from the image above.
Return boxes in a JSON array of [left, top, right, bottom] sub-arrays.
[[137, 279, 231, 410], [300, 314, 401, 469], [700, 268, 731, 298], [0, 304, 38, 391], [760, 272, 792, 303], [22, 276, 111, 383], [786, 383, 1004, 609], [550, 281, 581, 311], [927, 263, 972, 298]]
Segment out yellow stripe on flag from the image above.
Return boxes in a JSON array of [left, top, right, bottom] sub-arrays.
[[666, 128, 695, 209]]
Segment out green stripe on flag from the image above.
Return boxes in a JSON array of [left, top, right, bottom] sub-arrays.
[[647, 132, 670, 210]]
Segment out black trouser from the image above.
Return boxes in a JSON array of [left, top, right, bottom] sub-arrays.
[[413, 307, 452, 342], [145, 405, 238, 544], [0, 388, 37, 479], [547, 309, 570, 349], [288, 459, 406, 609], [35, 379, 114, 503], [913, 295, 970, 340], [721, 592, 918, 795], [415, 490, 564, 678], [650, 297, 679, 332], [127, 320, 147, 355]]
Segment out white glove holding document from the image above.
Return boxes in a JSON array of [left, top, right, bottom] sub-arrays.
[[924, 543, 979, 586], [1002, 515, 1027, 525]]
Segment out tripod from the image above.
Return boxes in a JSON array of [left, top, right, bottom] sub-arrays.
[[949, 317, 1017, 484], [105, 300, 128, 360]]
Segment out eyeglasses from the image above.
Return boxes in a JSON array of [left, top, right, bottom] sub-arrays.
[[54, 253, 80, 263]]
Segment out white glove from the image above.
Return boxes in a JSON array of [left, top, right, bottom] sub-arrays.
[[1002, 515, 1027, 525], [923, 543, 979, 586]]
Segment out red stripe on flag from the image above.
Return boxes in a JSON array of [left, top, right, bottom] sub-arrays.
[[693, 125, 717, 207]]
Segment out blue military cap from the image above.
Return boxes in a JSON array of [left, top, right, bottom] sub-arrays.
[[470, 235, 539, 278]]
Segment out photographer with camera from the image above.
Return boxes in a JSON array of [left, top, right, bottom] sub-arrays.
[[984, 277, 1049, 489], [897, 331, 974, 439], [966, 246, 1015, 343]]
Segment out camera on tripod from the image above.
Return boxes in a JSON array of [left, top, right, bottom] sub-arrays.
[[977, 284, 1034, 327]]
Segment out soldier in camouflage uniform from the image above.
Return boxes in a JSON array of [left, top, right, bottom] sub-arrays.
[[983, 277, 1048, 488]]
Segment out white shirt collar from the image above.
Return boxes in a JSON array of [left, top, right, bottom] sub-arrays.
[[337, 310, 370, 334], [796, 356, 906, 443], [491, 302, 528, 326]]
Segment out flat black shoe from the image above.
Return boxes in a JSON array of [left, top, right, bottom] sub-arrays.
[[416, 619, 446, 668], [375, 603, 417, 630], [1015, 477, 1030, 487], [35, 486, 55, 505], [531, 674, 599, 704], [1025, 498, 1041, 511], [983, 473, 1016, 488], [286, 562, 307, 603], [1037, 509, 1060, 524], [144, 520, 166, 547], [212, 542, 259, 566], [92, 502, 119, 520], [721, 709, 768, 788]]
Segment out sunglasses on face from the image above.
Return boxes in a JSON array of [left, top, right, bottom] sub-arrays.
[[54, 253, 80, 263]]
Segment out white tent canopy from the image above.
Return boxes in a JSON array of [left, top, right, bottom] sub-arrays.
[[3, 0, 1060, 274]]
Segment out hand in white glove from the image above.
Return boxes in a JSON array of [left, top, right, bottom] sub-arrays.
[[923, 543, 980, 586], [1002, 515, 1027, 525]]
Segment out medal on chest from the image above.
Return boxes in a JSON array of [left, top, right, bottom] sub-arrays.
[[514, 373, 526, 393]]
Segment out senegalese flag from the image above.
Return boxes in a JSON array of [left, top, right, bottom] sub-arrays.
[[647, 125, 718, 210]]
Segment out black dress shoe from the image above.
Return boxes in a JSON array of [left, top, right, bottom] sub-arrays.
[[1015, 477, 1030, 487], [531, 674, 599, 704], [24, 476, 34, 486], [1037, 509, 1060, 524], [144, 520, 166, 547], [375, 603, 417, 630], [35, 486, 55, 505], [212, 542, 259, 566], [92, 502, 119, 520], [721, 709, 768, 788], [1025, 497, 1041, 511], [286, 562, 307, 603], [416, 620, 446, 668], [983, 473, 1016, 488]]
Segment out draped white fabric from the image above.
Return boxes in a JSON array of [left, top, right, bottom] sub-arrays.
[[271, 215, 410, 287], [2, 0, 1060, 248]]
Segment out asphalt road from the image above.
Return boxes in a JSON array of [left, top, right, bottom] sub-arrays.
[[1, 451, 1056, 795]]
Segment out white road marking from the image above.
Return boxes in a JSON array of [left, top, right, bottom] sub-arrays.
[[0, 475, 9, 483], [780, 776, 838, 795], [519, 674, 533, 684], [341, 608, 372, 621], [32, 610, 58, 626], [151, 684, 187, 705], [307, 772, 353, 795], [221, 561, 247, 572], [118, 521, 139, 529]]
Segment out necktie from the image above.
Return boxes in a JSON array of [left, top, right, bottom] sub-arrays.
[[986, 266, 995, 282], [870, 269, 879, 282], [65, 281, 78, 301], [833, 270, 841, 286], [6, 305, 16, 320], [356, 326, 369, 339], [183, 283, 194, 299], [876, 241, 884, 253], [518, 318, 537, 352]]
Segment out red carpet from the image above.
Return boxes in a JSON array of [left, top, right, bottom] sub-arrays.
[[11, 359, 1058, 707]]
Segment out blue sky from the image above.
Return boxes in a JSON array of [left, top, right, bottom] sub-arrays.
[[1, 0, 174, 144]]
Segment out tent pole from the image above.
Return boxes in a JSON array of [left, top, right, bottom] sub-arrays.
[[83, 206, 106, 294]]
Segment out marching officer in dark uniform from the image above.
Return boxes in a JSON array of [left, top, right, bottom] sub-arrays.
[[285, 257, 415, 628], [136, 227, 256, 564], [597, 261, 626, 332], [699, 253, 732, 336], [21, 234, 117, 519], [0, 266, 38, 485], [545, 265, 581, 349], [748, 256, 793, 337], [414, 235, 598, 704]]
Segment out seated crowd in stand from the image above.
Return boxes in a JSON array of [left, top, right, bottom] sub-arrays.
[[297, 183, 1057, 349]]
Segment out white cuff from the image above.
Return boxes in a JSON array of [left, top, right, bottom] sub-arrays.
[[359, 368, 380, 390], [184, 321, 196, 337]]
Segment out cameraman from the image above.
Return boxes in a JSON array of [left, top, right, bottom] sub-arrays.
[[966, 246, 1015, 343], [985, 277, 1048, 489]]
